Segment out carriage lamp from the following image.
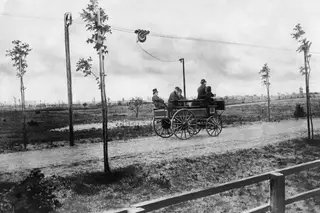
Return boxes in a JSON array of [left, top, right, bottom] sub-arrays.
[[135, 29, 150, 43]]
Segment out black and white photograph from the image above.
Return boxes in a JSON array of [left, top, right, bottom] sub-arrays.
[[1, 0, 320, 212]]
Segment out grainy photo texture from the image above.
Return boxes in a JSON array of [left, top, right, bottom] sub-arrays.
[[1, 0, 320, 212]]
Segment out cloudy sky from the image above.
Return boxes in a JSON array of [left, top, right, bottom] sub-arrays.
[[1, 0, 320, 104]]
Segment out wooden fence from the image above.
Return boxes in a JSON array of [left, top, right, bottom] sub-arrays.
[[108, 159, 320, 213]]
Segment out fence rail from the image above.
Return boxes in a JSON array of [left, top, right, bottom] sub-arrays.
[[108, 159, 320, 213]]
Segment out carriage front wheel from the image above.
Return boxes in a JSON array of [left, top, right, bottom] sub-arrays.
[[171, 109, 198, 140], [152, 117, 174, 138], [206, 115, 222, 137]]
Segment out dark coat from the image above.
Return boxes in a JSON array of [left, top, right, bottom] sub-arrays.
[[168, 91, 180, 108], [204, 92, 215, 104], [177, 95, 187, 106], [152, 94, 165, 108], [197, 84, 206, 99]]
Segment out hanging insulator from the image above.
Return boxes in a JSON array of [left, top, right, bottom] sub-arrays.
[[64, 12, 72, 27]]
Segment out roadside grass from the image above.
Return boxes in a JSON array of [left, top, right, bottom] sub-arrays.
[[1, 98, 320, 154], [2, 136, 320, 212]]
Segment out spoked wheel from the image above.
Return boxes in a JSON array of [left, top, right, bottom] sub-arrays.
[[206, 115, 223, 137], [153, 117, 173, 138], [172, 109, 198, 140], [191, 118, 201, 135]]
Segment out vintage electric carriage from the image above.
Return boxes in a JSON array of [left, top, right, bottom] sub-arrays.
[[152, 99, 225, 140]]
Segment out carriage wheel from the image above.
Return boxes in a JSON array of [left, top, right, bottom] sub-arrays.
[[152, 117, 173, 138], [191, 118, 201, 135], [206, 115, 223, 137], [171, 109, 198, 140]]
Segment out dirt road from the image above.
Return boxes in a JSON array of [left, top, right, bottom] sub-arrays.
[[0, 118, 319, 174]]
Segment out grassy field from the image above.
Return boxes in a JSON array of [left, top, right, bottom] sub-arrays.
[[1, 98, 320, 153], [1, 136, 320, 212]]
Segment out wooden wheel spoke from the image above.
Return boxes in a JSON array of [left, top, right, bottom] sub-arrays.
[[206, 115, 223, 137], [172, 109, 197, 140], [153, 118, 173, 138], [175, 117, 183, 123], [210, 128, 216, 135], [174, 120, 183, 125], [175, 125, 183, 132], [160, 128, 165, 135], [186, 114, 193, 121]]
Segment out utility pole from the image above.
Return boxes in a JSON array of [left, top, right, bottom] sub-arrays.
[[179, 58, 186, 98], [64, 12, 74, 146], [304, 49, 311, 140], [97, 9, 110, 173]]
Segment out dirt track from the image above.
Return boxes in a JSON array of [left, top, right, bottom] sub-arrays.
[[0, 118, 319, 174]]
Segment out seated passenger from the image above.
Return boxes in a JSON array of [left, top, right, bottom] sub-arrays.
[[152, 88, 166, 109], [168, 87, 181, 108], [177, 88, 187, 106], [197, 79, 207, 99], [202, 86, 216, 116], [204, 86, 216, 105]]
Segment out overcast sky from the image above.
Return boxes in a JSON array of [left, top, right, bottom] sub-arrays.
[[1, 0, 320, 103]]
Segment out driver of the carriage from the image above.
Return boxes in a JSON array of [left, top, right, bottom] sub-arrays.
[[152, 88, 166, 109]]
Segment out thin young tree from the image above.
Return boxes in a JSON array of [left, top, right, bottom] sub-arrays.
[[259, 63, 271, 122], [291, 23, 313, 140], [128, 97, 143, 118], [5, 40, 32, 149], [78, 0, 112, 173]]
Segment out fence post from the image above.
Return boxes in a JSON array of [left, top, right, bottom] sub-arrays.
[[270, 172, 285, 213]]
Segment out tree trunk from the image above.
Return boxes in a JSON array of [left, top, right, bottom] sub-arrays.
[[136, 107, 139, 118], [309, 99, 314, 139], [267, 86, 271, 122], [20, 76, 27, 149], [304, 50, 311, 140], [307, 73, 314, 140], [97, 10, 111, 174]]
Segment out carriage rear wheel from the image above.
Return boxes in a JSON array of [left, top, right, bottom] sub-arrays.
[[152, 117, 173, 138], [171, 109, 198, 140], [191, 118, 201, 135], [206, 115, 222, 137]]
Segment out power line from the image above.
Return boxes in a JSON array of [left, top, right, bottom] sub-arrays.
[[1, 12, 320, 54], [136, 42, 179, 63]]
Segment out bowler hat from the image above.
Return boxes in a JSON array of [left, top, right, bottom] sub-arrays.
[[200, 79, 206, 84], [153, 88, 158, 94]]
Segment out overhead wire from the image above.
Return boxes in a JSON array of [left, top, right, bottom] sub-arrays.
[[1, 12, 320, 55], [136, 42, 180, 63]]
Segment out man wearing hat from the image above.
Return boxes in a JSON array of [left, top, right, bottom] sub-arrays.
[[176, 87, 187, 106], [197, 79, 207, 99], [168, 86, 182, 108], [152, 88, 166, 109]]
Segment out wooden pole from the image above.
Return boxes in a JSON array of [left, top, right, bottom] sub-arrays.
[[179, 58, 186, 98], [304, 49, 311, 140], [97, 9, 111, 173], [64, 13, 74, 146], [270, 172, 285, 213]]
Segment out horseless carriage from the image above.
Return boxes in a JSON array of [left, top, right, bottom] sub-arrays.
[[152, 99, 225, 140]]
